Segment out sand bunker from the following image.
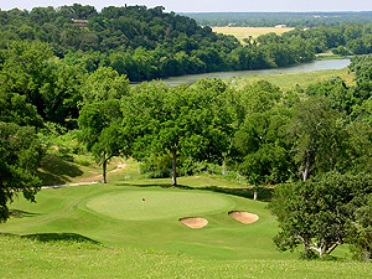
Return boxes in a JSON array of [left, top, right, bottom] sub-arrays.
[[228, 211, 259, 224], [179, 217, 208, 229]]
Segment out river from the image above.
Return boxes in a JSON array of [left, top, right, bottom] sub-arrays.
[[161, 58, 351, 86]]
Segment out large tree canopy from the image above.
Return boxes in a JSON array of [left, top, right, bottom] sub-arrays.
[[0, 122, 43, 222], [121, 79, 234, 186], [78, 99, 127, 183], [270, 172, 372, 259]]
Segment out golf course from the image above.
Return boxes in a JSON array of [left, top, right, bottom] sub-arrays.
[[1, 4, 371, 275], [0, 159, 370, 278]]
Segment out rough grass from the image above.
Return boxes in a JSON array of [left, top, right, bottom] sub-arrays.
[[1, 233, 370, 279], [228, 68, 355, 91]]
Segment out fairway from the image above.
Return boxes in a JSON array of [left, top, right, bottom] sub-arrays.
[[85, 189, 234, 221]]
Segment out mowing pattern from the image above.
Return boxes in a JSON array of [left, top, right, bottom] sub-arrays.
[[85, 189, 234, 221]]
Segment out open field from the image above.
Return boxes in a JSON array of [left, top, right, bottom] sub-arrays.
[[227, 68, 355, 91], [212, 26, 294, 42]]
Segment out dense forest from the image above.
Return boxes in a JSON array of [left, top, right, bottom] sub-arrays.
[[185, 11, 372, 27], [1, 4, 372, 82], [0, 4, 371, 260]]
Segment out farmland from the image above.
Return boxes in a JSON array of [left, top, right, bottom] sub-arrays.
[[212, 26, 294, 42]]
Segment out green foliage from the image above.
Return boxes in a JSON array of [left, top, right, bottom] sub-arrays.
[[348, 194, 372, 262], [121, 79, 234, 186], [286, 97, 348, 181], [140, 153, 172, 178], [1, 5, 371, 82], [78, 99, 127, 183], [80, 66, 129, 105], [270, 172, 372, 259], [305, 77, 355, 115], [0, 122, 43, 222]]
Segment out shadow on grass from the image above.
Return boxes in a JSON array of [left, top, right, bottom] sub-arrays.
[[21, 233, 101, 244], [37, 154, 84, 186], [10, 209, 40, 218], [200, 186, 274, 202], [115, 182, 274, 202], [115, 181, 173, 188]]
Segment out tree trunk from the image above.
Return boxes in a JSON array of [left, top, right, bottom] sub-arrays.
[[103, 158, 107, 184], [302, 152, 311, 182], [171, 147, 177, 187], [102, 153, 114, 184], [253, 190, 258, 201]]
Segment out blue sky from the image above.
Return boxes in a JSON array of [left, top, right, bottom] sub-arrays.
[[1, 1, 371, 12]]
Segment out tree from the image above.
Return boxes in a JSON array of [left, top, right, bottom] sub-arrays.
[[231, 81, 288, 200], [121, 79, 233, 186], [286, 97, 347, 181], [233, 107, 292, 200], [80, 66, 129, 105], [270, 172, 372, 259], [0, 40, 54, 120], [78, 99, 127, 183], [0, 122, 43, 222], [349, 193, 372, 261]]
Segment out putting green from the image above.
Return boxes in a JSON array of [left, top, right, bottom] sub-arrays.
[[85, 189, 235, 221]]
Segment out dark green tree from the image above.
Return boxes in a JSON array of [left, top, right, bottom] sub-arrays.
[[121, 79, 233, 186], [78, 99, 127, 183], [0, 122, 43, 222], [270, 172, 372, 259], [286, 97, 347, 181], [233, 107, 292, 200]]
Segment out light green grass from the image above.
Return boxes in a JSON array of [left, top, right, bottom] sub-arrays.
[[1, 183, 278, 260], [228, 68, 355, 91], [1, 113, 368, 278], [85, 189, 234, 220], [1, 234, 370, 279], [0, 173, 368, 278]]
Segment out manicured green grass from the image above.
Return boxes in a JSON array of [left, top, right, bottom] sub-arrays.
[[0, 163, 369, 278], [1, 182, 279, 260], [85, 189, 234, 221]]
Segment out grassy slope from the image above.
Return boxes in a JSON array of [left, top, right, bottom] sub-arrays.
[[1, 234, 370, 279]]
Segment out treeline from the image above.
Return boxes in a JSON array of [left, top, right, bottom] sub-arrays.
[[186, 11, 372, 27], [0, 4, 372, 82]]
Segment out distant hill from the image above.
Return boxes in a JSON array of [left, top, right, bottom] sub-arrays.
[[183, 11, 372, 27]]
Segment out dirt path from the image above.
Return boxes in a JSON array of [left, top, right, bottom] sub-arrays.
[[42, 163, 127, 189]]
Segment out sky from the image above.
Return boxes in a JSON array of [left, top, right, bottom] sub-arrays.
[[0, 1, 371, 12]]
